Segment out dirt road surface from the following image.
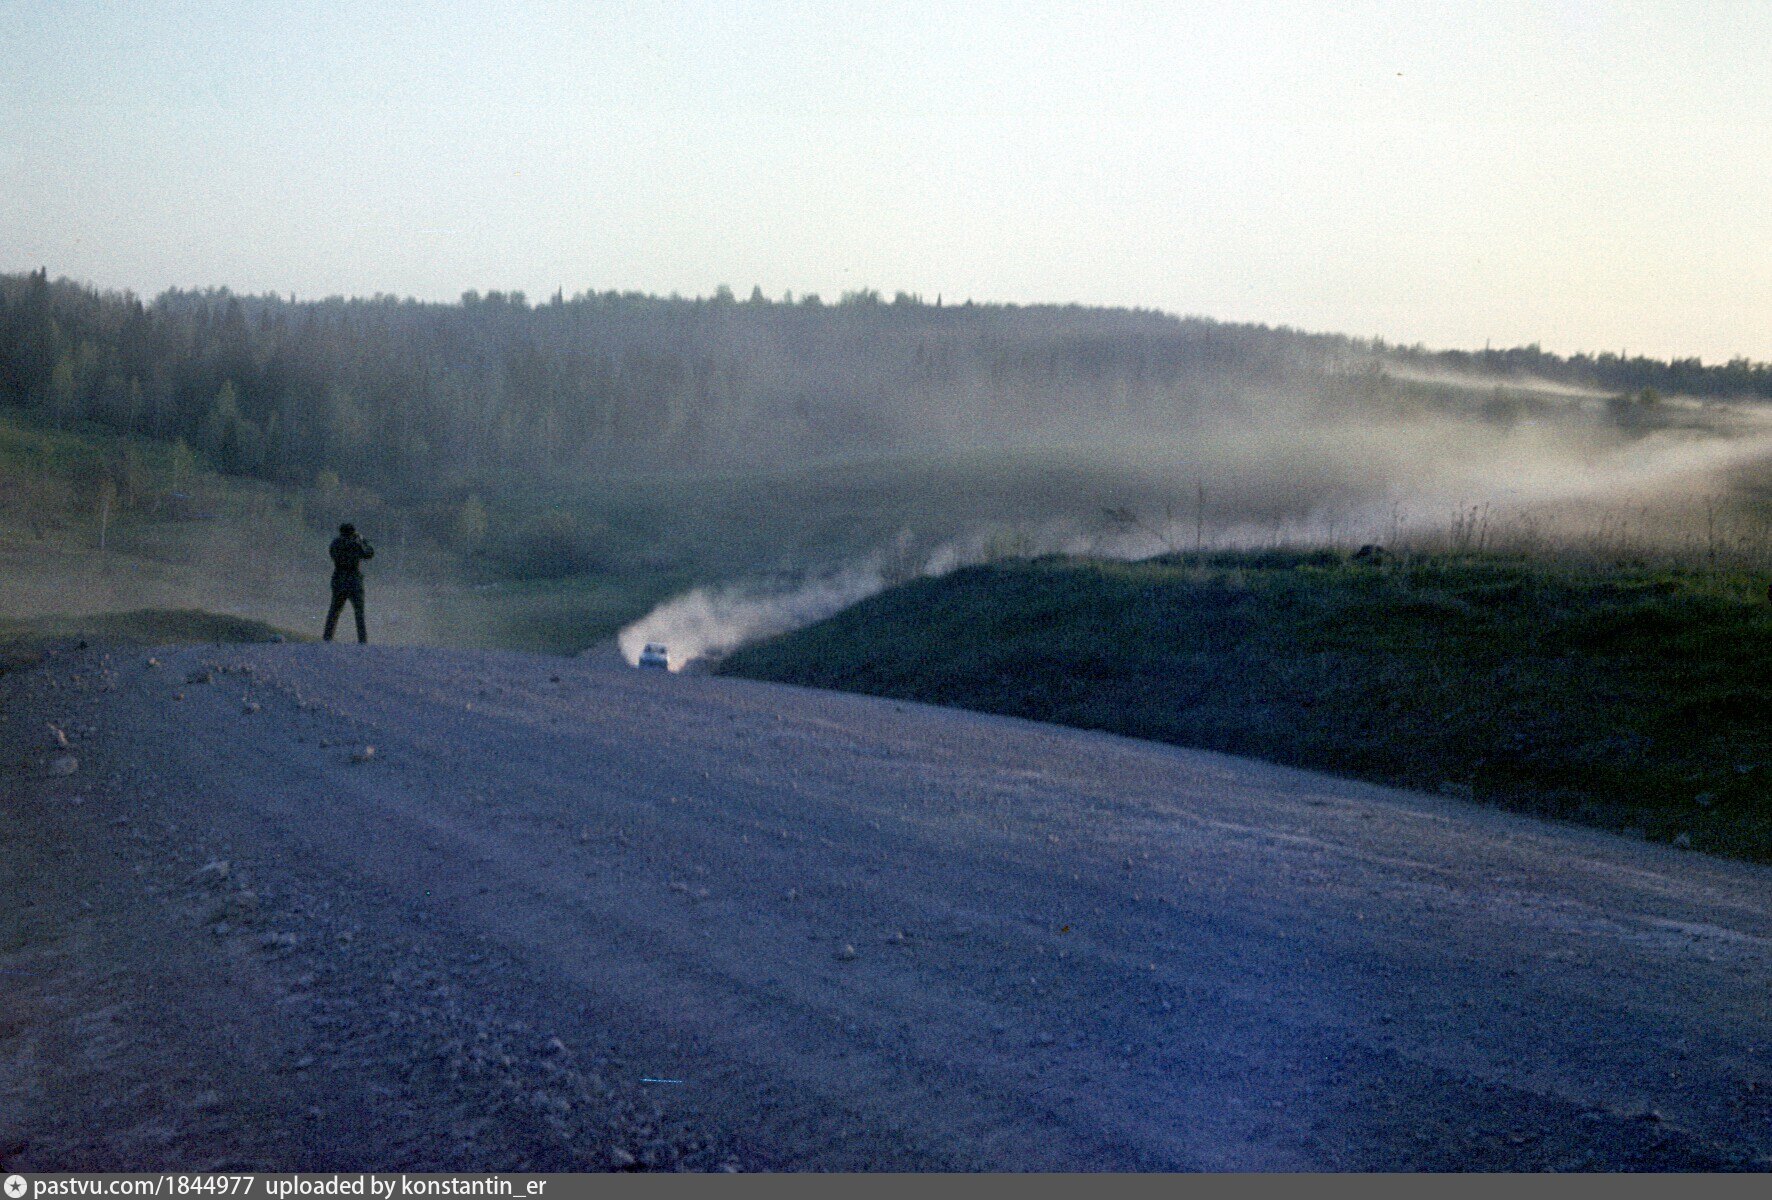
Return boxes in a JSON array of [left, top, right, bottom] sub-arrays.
[[3, 641, 1768, 1170]]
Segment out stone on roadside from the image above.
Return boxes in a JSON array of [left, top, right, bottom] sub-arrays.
[[243, 701, 261, 714], [350, 746, 376, 763], [215, 891, 261, 924], [835, 943, 858, 961], [190, 859, 232, 885]]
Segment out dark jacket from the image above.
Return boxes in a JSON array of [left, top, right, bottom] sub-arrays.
[[329, 534, 374, 594]]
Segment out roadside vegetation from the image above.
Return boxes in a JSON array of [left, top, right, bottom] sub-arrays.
[[723, 550, 1772, 862]]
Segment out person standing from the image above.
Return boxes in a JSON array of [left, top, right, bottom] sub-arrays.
[[324, 522, 375, 643]]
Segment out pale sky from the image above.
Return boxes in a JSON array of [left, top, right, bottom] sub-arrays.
[[5, 1, 1770, 361]]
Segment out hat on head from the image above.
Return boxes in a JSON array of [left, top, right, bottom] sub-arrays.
[[339, 523, 356, 536]]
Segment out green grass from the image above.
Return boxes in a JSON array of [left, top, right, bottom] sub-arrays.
[[0, 607, 303, 647], [722, 550, 1772, 862]]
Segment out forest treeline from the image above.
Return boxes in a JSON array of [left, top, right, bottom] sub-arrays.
[[3, 267, 1769, 495]]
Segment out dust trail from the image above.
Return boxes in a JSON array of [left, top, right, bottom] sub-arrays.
[[617, 401, 1772, 669], [616, 563, 893, 671]]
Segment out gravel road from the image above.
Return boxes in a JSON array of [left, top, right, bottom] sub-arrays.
[[2, 640, 1768, 1171]]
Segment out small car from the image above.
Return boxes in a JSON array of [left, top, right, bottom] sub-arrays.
[[638, 642, 670, 670]]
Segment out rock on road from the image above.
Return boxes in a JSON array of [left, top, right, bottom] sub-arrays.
[[1, 641, 1768, 1171]]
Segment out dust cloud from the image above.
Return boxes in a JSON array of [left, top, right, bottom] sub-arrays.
[[617, 564, 892, 671], [618, 391, 1772, 668]]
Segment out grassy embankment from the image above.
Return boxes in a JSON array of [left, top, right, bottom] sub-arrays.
[[723, 551, 1772, 862]]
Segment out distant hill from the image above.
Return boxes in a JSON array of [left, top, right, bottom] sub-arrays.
[[5, 268, 1768, 499]]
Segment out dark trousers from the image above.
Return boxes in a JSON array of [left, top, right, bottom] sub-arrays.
[[324, 588, 367, 643]]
